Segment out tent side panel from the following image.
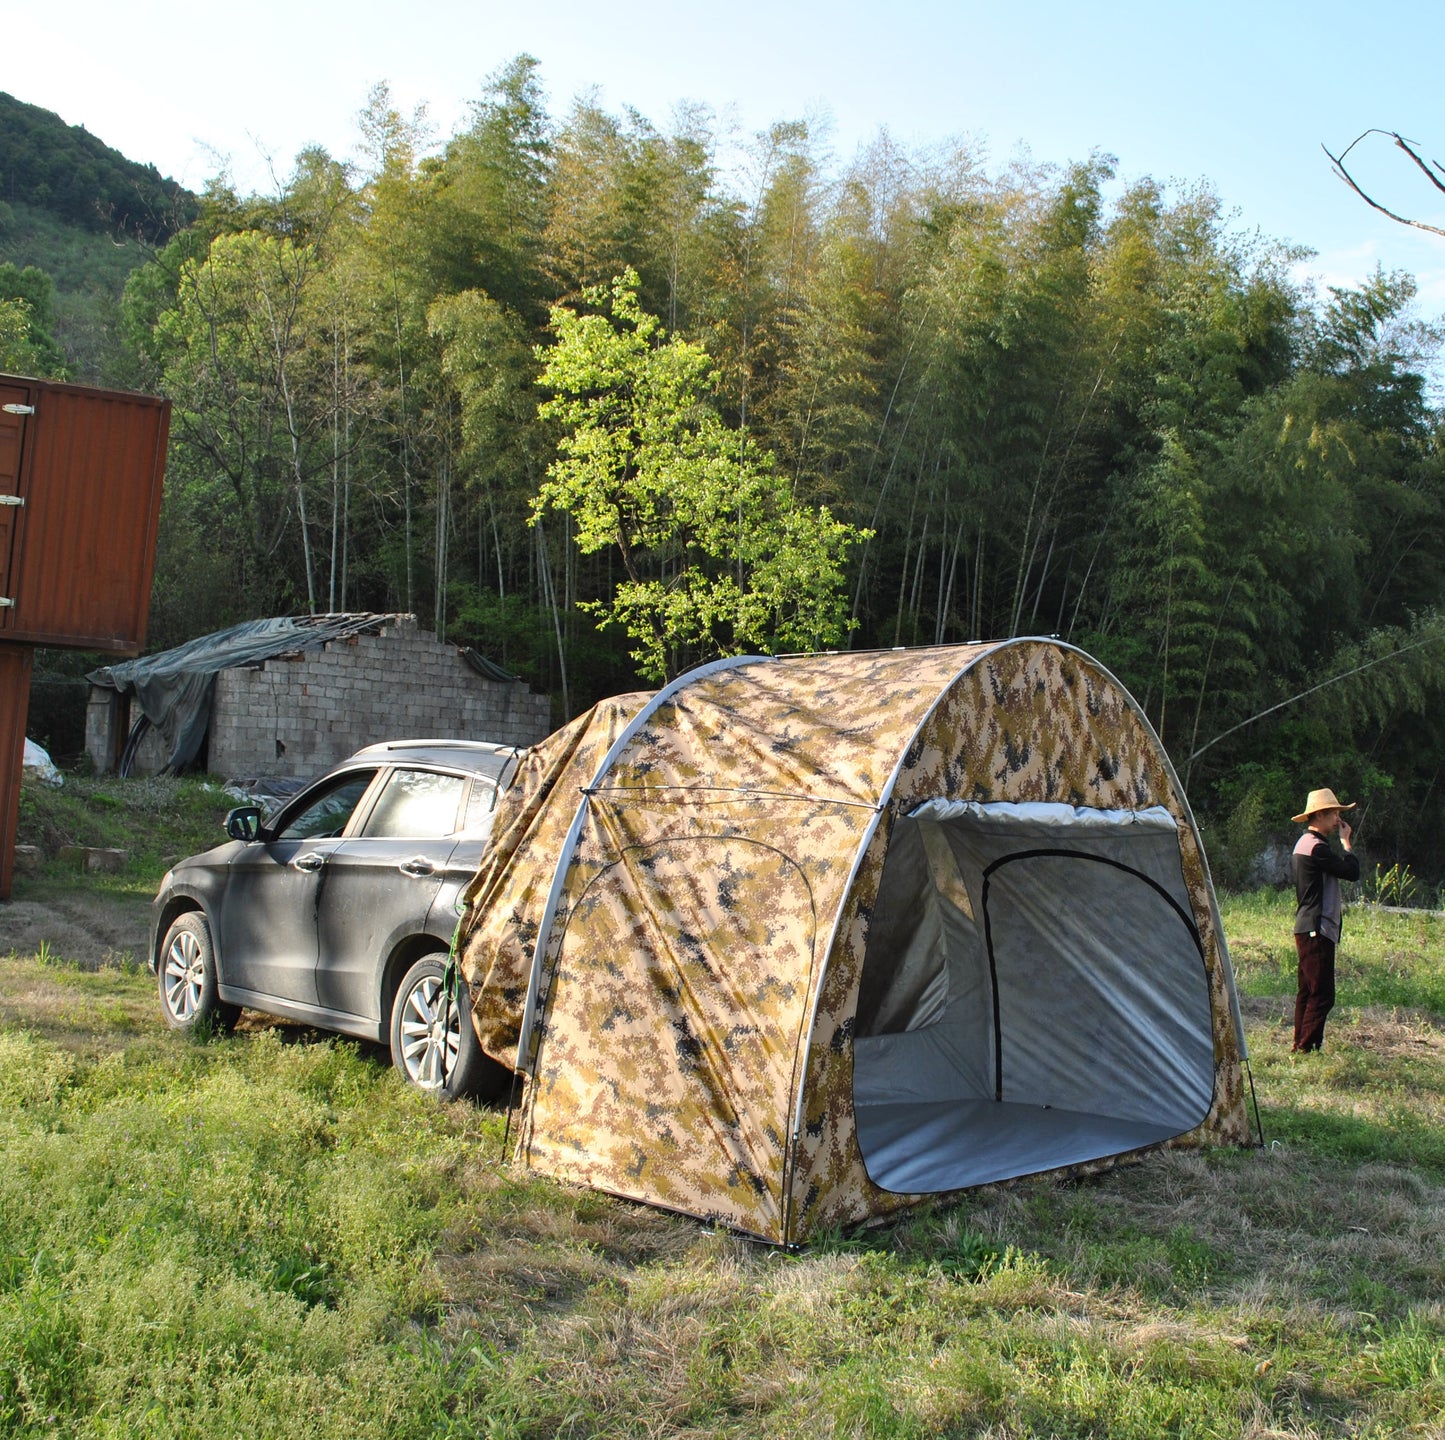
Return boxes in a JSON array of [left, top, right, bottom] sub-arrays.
[[1172, 820, 1252, 1142], [458, 693, 651, 1067], [516, 650, 1002, 1238], [787, 641, 1249, 1240], [519, 796, 866, 1238]]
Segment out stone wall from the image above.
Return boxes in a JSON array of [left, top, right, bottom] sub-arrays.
[[85, 688, 175, 775], [84, 689, 125, 773], [89, 617, 553, 778], [207, 618, 552, 776]]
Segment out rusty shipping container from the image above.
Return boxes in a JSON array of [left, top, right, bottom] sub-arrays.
[[0, 644, 33, 899], [0, 375, 170, 651], [1, 375, 170, 899]]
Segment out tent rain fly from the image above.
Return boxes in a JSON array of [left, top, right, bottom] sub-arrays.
[[458, 639, 1253, 1244]]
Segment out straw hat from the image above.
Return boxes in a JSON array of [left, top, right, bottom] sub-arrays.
[[1291, 788, 1356, 824]]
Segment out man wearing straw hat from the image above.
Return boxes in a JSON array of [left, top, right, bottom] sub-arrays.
[[1291, 787, 1361, 1052]]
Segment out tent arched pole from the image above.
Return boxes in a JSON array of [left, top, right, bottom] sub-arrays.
[[513, 653, 774, 1078], [779, 637, 1247, 1236]]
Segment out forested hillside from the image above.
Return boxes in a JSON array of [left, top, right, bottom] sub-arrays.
[[0, 90, 193, 238], [13, 60, 1445, 881], [0, 91, 196, 381]]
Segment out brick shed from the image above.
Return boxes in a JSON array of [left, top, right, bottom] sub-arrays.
[[86, 613, 552, 779]]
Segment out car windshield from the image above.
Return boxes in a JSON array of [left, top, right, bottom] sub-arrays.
[[277, 772, 377, 841], [359, 768, 466, 839]]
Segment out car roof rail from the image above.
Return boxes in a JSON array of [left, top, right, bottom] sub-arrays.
[[352, 738, 521, 756]]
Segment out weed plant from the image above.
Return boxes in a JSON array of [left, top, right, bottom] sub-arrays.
[[1, 866, 1442, 1435], [1363, 861, 1420, 908]]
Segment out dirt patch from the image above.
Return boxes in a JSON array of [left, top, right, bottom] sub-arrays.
[[0, 892, 152, 968], [1239, 991, 1445, 1040], [1239, 993, 1292, 1026], [1340, 1004, 1445, 1057], [0, 887, 396, 1065], [0, 887, 156, 1053]]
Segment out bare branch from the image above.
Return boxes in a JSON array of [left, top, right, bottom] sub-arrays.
[[1323, 129, 1445, 239], [1390, 131, 1445, 197]]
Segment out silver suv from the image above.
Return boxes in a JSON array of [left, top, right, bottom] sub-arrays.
[[149, 739, 519, 1098]]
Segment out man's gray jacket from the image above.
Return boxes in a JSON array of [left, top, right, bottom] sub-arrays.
[[1292, 829, 1361, 944]]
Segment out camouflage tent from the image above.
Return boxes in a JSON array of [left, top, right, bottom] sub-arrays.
[[457, 640, 1252, 1244]]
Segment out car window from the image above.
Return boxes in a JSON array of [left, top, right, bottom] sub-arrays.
[[276, 772, 377, 841], [461, 776, 499, 833], [359, 768, 466, 839]]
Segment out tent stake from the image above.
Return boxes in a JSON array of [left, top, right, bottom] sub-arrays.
[[1245, 1060, 1266, 1149]]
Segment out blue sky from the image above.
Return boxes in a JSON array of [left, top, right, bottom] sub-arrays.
[[7, 0, 1445, 312]]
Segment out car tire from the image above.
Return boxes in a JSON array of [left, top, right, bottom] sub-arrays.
[[158, 912, 241, 1033], [389, 954, 508, 1101]]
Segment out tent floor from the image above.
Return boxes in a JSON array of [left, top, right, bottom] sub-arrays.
[[854, 1097, 1188, 1194]]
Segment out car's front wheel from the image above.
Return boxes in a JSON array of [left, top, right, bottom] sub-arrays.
[[389, 954, 507, 1101], [158, 912, 241, 1033]]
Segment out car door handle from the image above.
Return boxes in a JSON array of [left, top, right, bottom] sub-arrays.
[[399, 856, 435, 877], [293, 852, 326, 872]]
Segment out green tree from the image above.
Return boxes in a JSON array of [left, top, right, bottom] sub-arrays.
[[423, 55, 552, 318], [0, 295, 51, 376], [534, 270, 868, 681], [150, 229, 331, 611], [0, 262, 66, 376]]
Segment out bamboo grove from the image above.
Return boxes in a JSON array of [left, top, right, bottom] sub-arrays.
[[109, 59, 1445, 882]]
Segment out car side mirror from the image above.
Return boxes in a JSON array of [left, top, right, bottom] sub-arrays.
[[226, 805, 262, 843]]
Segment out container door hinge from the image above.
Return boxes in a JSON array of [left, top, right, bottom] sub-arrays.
[[0, 494, 24, 507], [0, 598, 13, 608], [1, 403, 35, 415]]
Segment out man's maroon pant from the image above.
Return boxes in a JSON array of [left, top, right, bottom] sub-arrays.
[[1293, 932, 1336, 1051]]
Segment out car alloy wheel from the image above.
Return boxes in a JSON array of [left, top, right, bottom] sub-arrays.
[[397, 969, 460, 1089], [389, 953, 508, 1101], [162, 923, 206, 1023], [156, 912, 239, 1033]]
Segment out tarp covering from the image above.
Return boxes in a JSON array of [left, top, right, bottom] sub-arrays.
[[87, 614, 404, 773], [461, 647, 520, 684], [457, 639, 1252, 1243], [22, 738, 63, 786]]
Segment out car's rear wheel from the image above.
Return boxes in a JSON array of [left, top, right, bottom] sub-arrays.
[[158, 912, 241, 1033], [389, 954, 508, 1101]]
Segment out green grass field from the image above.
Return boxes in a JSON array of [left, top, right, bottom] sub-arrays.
[[1, 778, 1441, 1437]]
